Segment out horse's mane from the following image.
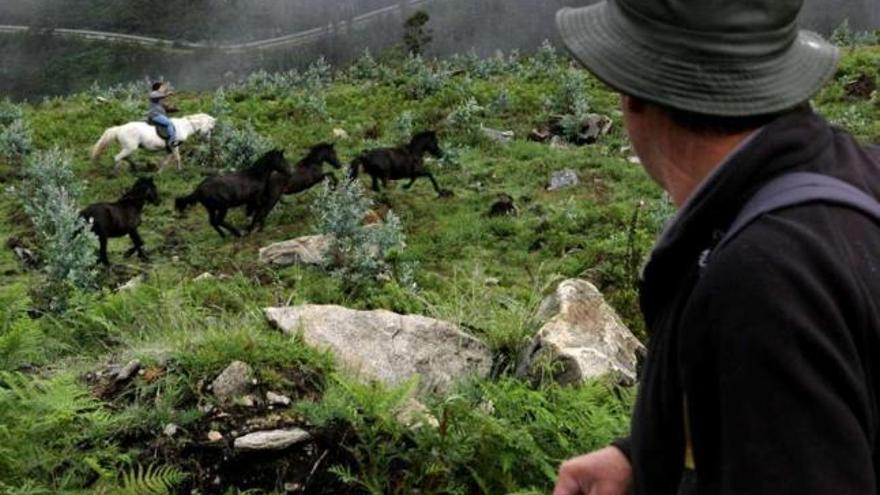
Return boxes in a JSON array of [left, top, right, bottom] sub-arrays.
[[244, 150, 284, 177]]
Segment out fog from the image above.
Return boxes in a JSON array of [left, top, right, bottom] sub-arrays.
[[0, 0, 877, 100]]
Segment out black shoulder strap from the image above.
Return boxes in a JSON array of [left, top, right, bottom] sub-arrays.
[[706, 172, 880, 265]]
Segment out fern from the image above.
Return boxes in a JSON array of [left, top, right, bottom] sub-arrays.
[[117, 464, 187, 495]]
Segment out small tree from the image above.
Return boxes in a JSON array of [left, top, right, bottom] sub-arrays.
[[312, 180, 406, 288], [18, 149, 97, 311], [403, 11, 432, 56]]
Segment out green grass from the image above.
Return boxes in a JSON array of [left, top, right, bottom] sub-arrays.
[[0, 44, 878, 494]]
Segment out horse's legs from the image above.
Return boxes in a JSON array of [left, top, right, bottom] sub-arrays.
[[216, 209, 241, 238], [174, 148, 182, 171], [403, 176, 417, 190], [371, 175, 380, 192], [125, 230, 149, 261], [97, 235, 110, 266], [158, 152, 175, 174], [114, 148, 133, 175], [208, 209, 227, 238]]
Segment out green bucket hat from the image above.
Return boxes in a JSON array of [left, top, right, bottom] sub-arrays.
[[556, 0, 840, 116]]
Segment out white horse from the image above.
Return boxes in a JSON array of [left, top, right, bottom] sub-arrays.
[[91, 113, 216, 173]]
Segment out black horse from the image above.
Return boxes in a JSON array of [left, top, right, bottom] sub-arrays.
[[349, 130, 450, 196], [80, 177, 160, 265], [256, 143, 343, 215], [175, 149, 292, 238]]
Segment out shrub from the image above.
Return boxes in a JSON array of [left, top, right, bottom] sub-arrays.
[[349, 49, 382, 82], [393, 110, 414, 142], [528, 40, 562, 79], [0, 99, 24, 127], [215, 122, 274, 171], [0, 118, 33, 164], [312, 180, 406, 288], [447, 97, 485, 145], [17, 149, 97, 311]]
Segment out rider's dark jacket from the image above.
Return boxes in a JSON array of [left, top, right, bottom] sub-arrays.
[[616, 106, 880, 494]]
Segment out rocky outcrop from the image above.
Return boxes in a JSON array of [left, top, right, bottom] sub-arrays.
[[264, 305, 492, 394], [211, 361, 255, 401], [518, 279, 644, 385], [258, 235, 331, 267], [547, 169, 580, 191], [233, 428, 312, 452]]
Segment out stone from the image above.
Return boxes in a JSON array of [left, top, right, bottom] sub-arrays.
[[233, 428, 312, 451], [265, 305, 492, 394], [332, 128, 350, 140], [259, 235, 331, 267], [845, 73, 877, 100], [528, 127, 553, 143], [117, 274, 145, 292], [481, 125, 515, 143], [395, 398, 440, 430], [115, 359, 141, 382], [163, 423, 179, 437], [211, 361, 254, 401], [194, 272, 215, 282], [207, 430, 224, 442], [517, 279, 645, 385], [547, 169, 580, 191], [267, 391, 292, 407]]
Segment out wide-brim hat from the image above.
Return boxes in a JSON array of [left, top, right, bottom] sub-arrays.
[[557, 0, 840, 116]]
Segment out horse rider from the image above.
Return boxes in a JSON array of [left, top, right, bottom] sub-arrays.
[[147, 81, 178, 151]]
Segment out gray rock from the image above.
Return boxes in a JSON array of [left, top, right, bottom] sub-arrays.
[[233, 428, 312, 451], [193, 272, 215, 282], [481, 126, 515, 143], [115, 359, 142, 382], [259, 235, 331, 267], [163, 423, 179, 437], [117, 274, 145, 292], [547, 169, 580, 191], [211, 361, 254, 401], [518, 279, 645, 385], [264, 305, 492, 394], [267, 391, 292, 407]]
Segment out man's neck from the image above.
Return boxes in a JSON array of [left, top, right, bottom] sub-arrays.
[[660, 130, 757, 206]]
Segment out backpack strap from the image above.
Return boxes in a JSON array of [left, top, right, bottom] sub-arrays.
[[702, 172, 880, 268]]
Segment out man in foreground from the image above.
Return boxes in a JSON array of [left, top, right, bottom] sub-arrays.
[[553, 0, 880, 494]]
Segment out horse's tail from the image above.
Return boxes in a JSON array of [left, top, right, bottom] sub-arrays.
[[175, 191, 200, 213], [348, 157, 362, 179], [91, 126, 118, 161]]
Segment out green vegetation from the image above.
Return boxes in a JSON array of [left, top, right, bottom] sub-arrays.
[[0, 42, 878, 493]]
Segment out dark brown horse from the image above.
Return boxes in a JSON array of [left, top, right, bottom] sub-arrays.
[[175, 149, 291, 238], [348, 130, 450, 196], [256, 143, 343, 216], [80, 177, 160, 265]]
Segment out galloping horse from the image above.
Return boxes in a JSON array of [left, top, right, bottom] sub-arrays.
[[255, 143, 343, 216], [91, 113, 216, 174], [80, 177, 161, 266], [348, 130, 451, 197], [175, 149, 292, 238]]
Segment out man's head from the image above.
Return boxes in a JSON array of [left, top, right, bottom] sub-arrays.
[[557, 0, 838, 203]]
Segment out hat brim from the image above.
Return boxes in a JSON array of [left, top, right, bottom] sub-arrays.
[[557, 2, 840, 116]]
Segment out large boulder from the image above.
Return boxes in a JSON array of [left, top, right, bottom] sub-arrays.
[[264, 305, 492, 394], [518, 279, 644, 385], [259, 235, 331, 267]]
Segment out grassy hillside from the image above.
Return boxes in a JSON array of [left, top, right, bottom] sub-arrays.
[[0, 43, 878, 494]]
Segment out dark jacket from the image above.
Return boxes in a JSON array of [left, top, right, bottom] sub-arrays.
[[619, 107, 880, 494]]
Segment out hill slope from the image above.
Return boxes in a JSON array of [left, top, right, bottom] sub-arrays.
[[0, 44, 878, 494]]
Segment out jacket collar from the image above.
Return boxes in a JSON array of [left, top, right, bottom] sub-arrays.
[[640, 106, 834, 327]]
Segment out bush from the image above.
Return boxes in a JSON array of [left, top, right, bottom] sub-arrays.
[[312, 180, 406, 288], [447, 97, 485, 145], [17, 149, 97, 311], [0, 99, 24, 127], [297, 376, 632, 495], [0, 118, 33, 165], [215, 122, 274, 171]]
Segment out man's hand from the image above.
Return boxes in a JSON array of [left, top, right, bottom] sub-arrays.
[[553, 446, 632, 495]]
